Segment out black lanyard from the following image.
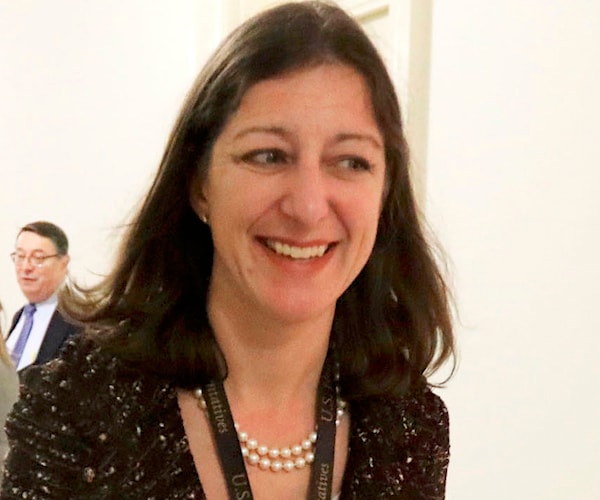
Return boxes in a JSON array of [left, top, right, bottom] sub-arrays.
[[202, 351, 337, 500]]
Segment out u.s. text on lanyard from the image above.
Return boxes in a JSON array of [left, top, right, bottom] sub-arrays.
[[201, 351, 338, 500]]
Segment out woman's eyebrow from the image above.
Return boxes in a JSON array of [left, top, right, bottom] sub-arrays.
[[334, 132, 383, 150], [232, 127, 383, 149], [232, 126, 289, 141]]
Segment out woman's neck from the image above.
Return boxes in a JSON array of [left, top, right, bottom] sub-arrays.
[[206, 294, 334, 412]]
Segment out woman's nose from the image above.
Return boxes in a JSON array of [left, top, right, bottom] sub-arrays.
[[280, 163, 330, 226]]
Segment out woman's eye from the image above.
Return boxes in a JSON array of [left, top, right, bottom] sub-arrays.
[[240, 149, 288, 165], [338, 156, 372, 172]]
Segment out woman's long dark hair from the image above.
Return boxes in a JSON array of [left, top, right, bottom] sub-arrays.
[[64, 1, 455, 398]]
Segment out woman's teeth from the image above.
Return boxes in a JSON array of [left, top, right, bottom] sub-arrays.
[[267, 240, 328, 259]]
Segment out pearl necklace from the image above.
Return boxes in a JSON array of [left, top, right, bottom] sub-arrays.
[[192, 387, 346, 473]]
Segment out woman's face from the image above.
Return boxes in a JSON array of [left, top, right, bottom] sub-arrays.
[[191, 63, 386, 324]]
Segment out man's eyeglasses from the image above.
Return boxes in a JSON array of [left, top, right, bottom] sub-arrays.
[[10, 252, 60, 268]]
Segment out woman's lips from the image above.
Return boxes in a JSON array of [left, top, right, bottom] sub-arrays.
[[263, 238, 332, 260]]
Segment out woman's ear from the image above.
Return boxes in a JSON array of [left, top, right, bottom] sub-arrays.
[[189, 173, 209, 223]]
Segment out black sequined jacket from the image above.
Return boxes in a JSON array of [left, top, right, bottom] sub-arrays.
[[1, 336, 449, 499]]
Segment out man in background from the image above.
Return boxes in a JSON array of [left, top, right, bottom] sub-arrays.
[[5, 221, 77, 372]]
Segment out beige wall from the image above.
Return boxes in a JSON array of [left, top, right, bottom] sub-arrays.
[[427, 1, 600, 498], [0, 0, 200, 320], [1, 1, 599, 498]]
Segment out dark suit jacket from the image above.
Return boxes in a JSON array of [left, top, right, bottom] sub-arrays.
[[8, 307, 78, 367]]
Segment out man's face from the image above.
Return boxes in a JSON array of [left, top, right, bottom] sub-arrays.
[[13, 231, 69, 303]]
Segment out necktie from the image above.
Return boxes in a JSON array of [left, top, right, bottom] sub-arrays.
[[10, 303, 36, 368]]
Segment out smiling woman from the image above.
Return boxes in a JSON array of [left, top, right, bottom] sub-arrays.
[[192, 63, 386, 325], [2, 2, 455, 499]]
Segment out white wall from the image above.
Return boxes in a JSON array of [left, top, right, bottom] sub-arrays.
[[426, 1, 600, 498], [2, 1, 599, 499], [0, 0, 203, 323]]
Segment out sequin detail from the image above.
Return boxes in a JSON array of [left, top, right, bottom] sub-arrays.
[[1, 336, 449, 498]]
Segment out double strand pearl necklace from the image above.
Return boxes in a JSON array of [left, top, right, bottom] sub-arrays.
[[192, 386, 346, 473]]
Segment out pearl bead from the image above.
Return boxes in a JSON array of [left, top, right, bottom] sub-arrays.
[[191, 382, 347, 473]]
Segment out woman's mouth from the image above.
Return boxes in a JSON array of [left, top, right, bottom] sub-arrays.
[[264, 239, 330, 260]]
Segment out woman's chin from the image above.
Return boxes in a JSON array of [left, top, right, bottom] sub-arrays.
[[260, 294, 336, 325]]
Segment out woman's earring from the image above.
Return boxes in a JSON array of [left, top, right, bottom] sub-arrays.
[[201, 213, 209, 225]]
